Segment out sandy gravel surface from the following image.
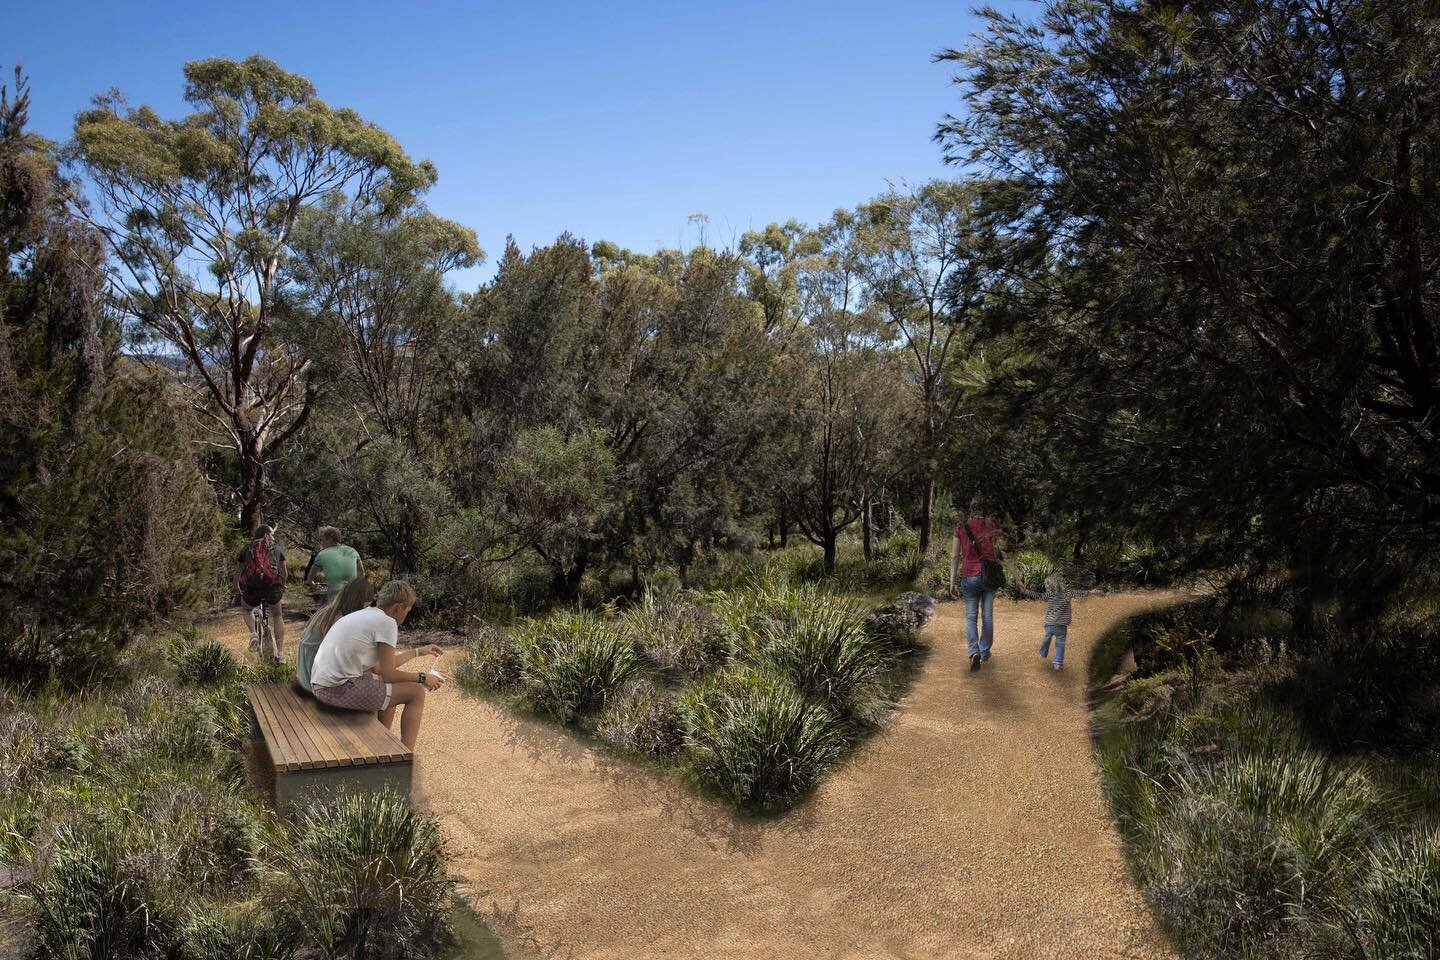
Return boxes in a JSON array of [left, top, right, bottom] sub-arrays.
[[391, 592, 1178, 960]]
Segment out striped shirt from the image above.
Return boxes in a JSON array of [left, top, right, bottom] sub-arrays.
[[1043, 588, 1074, 626]]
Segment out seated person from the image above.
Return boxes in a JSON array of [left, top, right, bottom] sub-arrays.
[[309, 581, 445, 749], [296, 576, 375, 694]]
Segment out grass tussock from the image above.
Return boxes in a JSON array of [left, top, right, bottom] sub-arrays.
[[457, 581, 929, 810], [1, 631, 455, 960], [1092, 595, 1440, 960]]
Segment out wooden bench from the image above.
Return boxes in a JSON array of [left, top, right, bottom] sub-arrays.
[[247, 683, 414, 806]]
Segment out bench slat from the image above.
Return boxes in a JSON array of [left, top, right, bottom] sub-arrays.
[[248, 684, 412, 774], [270, 687, 342, 770], [251, 687, 306, 771]]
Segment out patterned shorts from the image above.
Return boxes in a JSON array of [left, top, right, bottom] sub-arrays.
[[313, 674, 391, 712]]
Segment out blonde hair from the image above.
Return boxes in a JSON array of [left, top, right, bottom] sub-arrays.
[[1044, 572, 1067, 594], [375, 580, 416, 610]]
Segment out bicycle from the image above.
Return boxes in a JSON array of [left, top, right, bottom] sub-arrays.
[[249, 602, 277, 662]]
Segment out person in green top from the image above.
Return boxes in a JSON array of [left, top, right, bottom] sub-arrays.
[[305, 526, 365, 604]]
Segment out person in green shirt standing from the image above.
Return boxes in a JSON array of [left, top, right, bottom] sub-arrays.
[[305, 526, 365, 605]]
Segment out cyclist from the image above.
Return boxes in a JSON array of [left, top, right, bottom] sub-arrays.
[[236, 524, 288, 661], [304, 525, 364, 605]]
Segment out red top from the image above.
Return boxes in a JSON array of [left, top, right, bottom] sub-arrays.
[[954, 516, 1001, 578]]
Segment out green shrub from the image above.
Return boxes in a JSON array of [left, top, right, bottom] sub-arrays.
[[621, 591, 730, 678], [1147, 747, 1381, 958], [271, 791, 453, 960], [515, 614, 642, 723], [20, 822, 180, 959], [178, 903, 299, 960], [454, 627, 523, 692], [680, 668, 850, 809], [759, 606, 896, 722], [597, 680, 686, 758], [176, 640, 238, 687], [1354, 829, 1440, 959], [1006, 548, 1056, 598]]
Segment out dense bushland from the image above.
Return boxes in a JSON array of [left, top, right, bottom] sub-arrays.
[[456, 579, 931, 811], [0, 632, 454, 960], [1091, 589, 1440, 960]]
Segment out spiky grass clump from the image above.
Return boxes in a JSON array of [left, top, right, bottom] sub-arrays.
[[1149, 746, 1381, 955], [597, 679, 686, 759], [758, 605, 897, 723], [515, 613, 642, 723], [454, 626, 523, 692], [1354, 829, 1440, 958], [175, 639, 238, 687], [680, 668, 849, 810], [620, 591, 731, 679], [271, 790, 453, 960]]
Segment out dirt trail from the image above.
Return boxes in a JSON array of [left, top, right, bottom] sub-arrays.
[[213, 593, 1176, 959]]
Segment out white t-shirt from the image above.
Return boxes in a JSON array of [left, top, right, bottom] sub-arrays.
[[310, 607, 398, 689]]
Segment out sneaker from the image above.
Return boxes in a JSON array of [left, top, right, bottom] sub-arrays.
[[969, 653, 982, 672], [981, 651, 992, 662], [1052, 661, 1063, 671]]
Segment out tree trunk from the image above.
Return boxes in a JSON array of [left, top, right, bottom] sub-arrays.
[[238, 443, 266, 534], [918, 471, 936, 553], [552, 554, 589, 603], [823, 530, 838, 574], [862, 495, 874, 562]]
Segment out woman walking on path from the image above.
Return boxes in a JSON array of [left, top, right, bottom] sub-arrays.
[[949, 498, 1006, 672]]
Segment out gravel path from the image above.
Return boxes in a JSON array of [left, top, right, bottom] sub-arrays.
[[399, 592, 1177, 959]]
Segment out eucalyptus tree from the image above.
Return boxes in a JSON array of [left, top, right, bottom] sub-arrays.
[[783, 217, 909, 573], [854, 181, 999, 552], [937, 0, 1440, 612], [72, 56, 439, 531]]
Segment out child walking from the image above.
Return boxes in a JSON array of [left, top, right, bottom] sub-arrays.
[[1021, 573, 1084, 670]]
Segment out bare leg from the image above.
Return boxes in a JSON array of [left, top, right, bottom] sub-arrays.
[[380, 682, 428, 750], [241, 602, 258, 651], [267, 602, 286, 659]]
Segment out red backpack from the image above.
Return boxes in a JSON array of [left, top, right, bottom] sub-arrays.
[[242, 539, 284, 590]]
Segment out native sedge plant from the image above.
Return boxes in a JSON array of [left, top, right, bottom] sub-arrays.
[[269, 790, 453, 960], [680, 667, 850, 810], [514, 613, 643, 723], [757, 604, 897, 724]]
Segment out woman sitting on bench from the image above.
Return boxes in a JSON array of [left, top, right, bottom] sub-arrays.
[[296, 576, 376, 694], [309, 581, 445, 749]]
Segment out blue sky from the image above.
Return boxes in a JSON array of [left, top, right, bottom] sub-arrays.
[[8, 0, 1019, 288]]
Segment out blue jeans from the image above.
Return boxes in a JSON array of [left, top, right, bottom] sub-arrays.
[[1040, 624, 1068, 665], [961, 575, 996, 658]]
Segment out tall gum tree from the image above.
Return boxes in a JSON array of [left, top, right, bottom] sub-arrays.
[[855, 181, 998, 552], [72, 56, 438, 531]]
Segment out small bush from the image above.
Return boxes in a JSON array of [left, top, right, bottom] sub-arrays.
[[516, 614, 642, 723], [176, 640, 238, 687], [20, 823, 179, 959], [271, 791, 453, 960], [1354, 829, 1440, 959], [1006, 548, 1056, 598], [454, 626, 523, 692], [680, 668, 850, 809], [1148, 747, 1380, 957], [759, 606, 896, 723], [621, 591, 730, 679], [597, 680, 686, 758], [178, 903, 299, 960]]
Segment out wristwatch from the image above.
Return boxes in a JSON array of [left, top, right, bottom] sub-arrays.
[[418, 671, 427, 686]]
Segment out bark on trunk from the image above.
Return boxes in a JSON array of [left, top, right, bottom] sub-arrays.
[[918, 472, 936, 553], [823, 532, 838, 574], [238, 446, 265, 534], [862, 496, 873, 562]]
